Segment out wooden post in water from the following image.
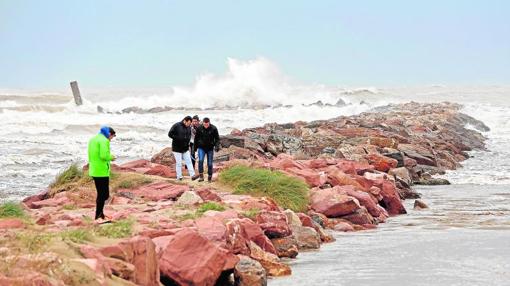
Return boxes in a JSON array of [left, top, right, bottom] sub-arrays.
[[70, 81, 83, 106]]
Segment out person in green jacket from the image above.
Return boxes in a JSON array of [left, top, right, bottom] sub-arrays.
[[88, 126, 116, 223]]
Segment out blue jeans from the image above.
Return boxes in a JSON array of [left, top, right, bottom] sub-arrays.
[[198, 148, 214, 177]]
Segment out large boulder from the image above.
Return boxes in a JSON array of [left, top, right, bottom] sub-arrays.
[[364, 154, 398, 172], [159, 229, 239, 286], [291, 226, 321, 250], [247, 241, 291, 277], [150, 147, 176, 166], [341, 207, 375, 225], [255, 211, 292, 238], [285, 168, 327, 187], [310, 188, 361, 217], [99, 236, 159, 286], [226, 218, 277, 255], [376, 180, 407, 215], [270, 236, 299, 258], [234, 255, 268, 286]]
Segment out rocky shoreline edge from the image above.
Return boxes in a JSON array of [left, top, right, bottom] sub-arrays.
[[0, 102, 488, 286]]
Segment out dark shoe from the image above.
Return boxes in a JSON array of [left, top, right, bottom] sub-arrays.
[[191, 174, 200, 181], [177, 177, 183, 181], [198, 174, 204, 182], [208, 176, 212, 183]]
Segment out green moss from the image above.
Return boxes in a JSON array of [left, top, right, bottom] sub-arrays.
[[196, 202, 226, 216], [94, 219, 134, 238], [0, 202, 25, 218], [50, 164, 83, 188], [219, 165, 309, 212]]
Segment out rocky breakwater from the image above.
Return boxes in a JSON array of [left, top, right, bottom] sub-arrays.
[[0, 102, 488, 286]]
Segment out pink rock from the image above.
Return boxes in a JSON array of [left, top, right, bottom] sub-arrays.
[[195, 216, 227, 243], [120, 159, 152, 169], [144, 164, 176, 178], [332, 221, 355, 232], [159, 229, 239, 286], [0, 218, 25, 229], [310, 188, 361, 217], [35, 213, 51, 225], [327, 169, 366, 190], [196, 187, 222, 202], [225, 218, 277, 255], [255, 211, 292, 238], [286, 168, 326, 187], [110, 196, 131, 205], [127, 182, 189, 201], [375, 180, 407, 215], [341, 207, 375, 225], [30, 196, 70, 209], [239, 197, 279, 212], [21, 190, 48, 208], [297, 213, 315, 228], [365, 153, 398, 172]]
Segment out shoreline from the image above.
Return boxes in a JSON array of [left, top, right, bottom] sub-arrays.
[[0, 102, 488, 286]]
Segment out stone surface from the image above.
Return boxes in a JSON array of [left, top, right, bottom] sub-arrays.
[[290, 226, 321, 250], [310, 188, 361, 217], [234, 255, 268, 286], [270, 236, 299, 258], [255, 211, 292, 238], [176, 191, 204, 206]]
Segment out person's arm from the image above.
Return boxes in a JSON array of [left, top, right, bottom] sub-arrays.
[[168, 123, 177, 139], [99, 139, 113, 161], [213, 127, 221, 151]]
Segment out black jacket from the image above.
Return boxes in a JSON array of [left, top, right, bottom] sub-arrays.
[[195, 124, 220, 151], [168, 122, 191, 153]]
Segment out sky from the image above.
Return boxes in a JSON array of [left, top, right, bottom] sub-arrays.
[[0, 0, 509, 89]]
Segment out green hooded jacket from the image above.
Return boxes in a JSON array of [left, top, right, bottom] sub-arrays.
[[88, 133, 113, 177]]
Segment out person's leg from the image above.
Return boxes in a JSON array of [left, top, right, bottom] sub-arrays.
[[197, 148, 205, 180], [93, 177, 109, 220], [173, 152, 183, 179], [183, 151, 196, 177], [190, 143, 196, 168], [207, 150, 214, 181]]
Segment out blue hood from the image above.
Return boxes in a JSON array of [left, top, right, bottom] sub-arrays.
[[99, 126, 110, 138]]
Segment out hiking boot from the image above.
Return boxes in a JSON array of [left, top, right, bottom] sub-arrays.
[[191, 174, 200, 181], [198, 174, 204, 182]]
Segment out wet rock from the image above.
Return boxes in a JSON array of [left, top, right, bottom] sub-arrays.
[[310, 188, 361, 217], [414, 178, 451, 185], [332, 221, 355, 232], [270, 236, 299, 258], [414, 199, 429, 210], [247, 241, 291, 277], [376, 180, 407, 215], [291, 226, 321, 250], [234, 255, 267, 286], [255, 211, 292, 238], [341, 207, 375, 225]]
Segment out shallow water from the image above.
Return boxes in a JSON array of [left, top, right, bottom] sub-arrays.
[[269, 184, 510, 286]]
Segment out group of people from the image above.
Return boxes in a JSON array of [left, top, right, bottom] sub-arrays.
[[87, 116, 220, 223]]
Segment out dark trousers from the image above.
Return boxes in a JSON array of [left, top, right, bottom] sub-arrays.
[[190, 142, 197, 168], [198, 148, 214, 177], [93, 177, 109, 219]]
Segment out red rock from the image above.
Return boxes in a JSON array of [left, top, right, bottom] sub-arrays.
[[291, 226, 320, 250], [404, 157, 418, 168], [247, 241, 291, 277], [270, 155, 304, 170], [327, 169, 365, 190], [196, 187, 222, 202], [127, 182, 189, 201], [255, 211, 292, 238], [365, 154, 398, 172], [239, 197, 279, 212], [110, 196, 131, 205], [139, 228, 177, 239], [0, 272, 55, 286], [341, 207, 375, 225], [21, 190, 48, 208], [0, 218, 25, 229], [337, 186, 381, 217], [203, 209, 240, 222], [234, 255, 267, 286], [35, 213, 51, 225], [100, 236, 160, 286], [30, 196, 70, 209], [310, 188, 361, 217], [302, 158, 329, 169], [332, 221, 355, 232], [195, 216, 227, 243], [270, 236, 299, 258], [335, 160, 375, 175], [144, 164, 176, 178], [297, 213, 315, 228], [286, 168, 326, 187], [226, 218, 277, 255], [367, 137, 398, 148], [159, 229, 239, 286], [120, 159, 152, 169], [375, 180, 407, 215]]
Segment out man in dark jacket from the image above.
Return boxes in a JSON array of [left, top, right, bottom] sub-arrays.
[[195, 117, 220, 182], [168, 116, 199, 181]]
